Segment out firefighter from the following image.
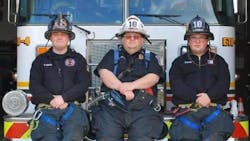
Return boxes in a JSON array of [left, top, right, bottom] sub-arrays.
[[29, 14, 90, 141], [91, 15, 167, 141], [169, 15, 234, 141]]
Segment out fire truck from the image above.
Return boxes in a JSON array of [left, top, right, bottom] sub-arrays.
[[2, 0, 248, 140]]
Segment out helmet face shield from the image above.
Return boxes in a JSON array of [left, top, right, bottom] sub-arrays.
[[45, 15, 75, 40], [116, 15, 149, 38], [184, 15, 214, 40]]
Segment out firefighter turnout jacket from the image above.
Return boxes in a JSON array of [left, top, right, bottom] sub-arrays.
[[29, 47, 90, 105], [169, 50, 230, 105]]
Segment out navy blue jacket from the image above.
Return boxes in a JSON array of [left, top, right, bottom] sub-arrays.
[[169, 51, 230, 105], [29, 47, 90, 105]]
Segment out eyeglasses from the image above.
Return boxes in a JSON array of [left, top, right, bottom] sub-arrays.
[[123, 35, 142, 40], [189, 36, 208, 42]]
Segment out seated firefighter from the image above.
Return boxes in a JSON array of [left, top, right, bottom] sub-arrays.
[[91, 15, 168, 141], [169, 15, 234, 141], [29, 15, 90, 141]]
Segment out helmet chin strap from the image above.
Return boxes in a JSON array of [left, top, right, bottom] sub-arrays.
[[144, 36, 152, 44], [44, 39, 72, 48], [68, 40, 71, 48], [45, 39, 49, 47]]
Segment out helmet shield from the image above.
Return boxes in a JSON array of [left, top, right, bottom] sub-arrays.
[[116, 15, 149, 38], [45, 15, 75, 40], [184, 15, 214, 40]]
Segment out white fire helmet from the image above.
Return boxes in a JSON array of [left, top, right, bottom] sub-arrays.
[[116, 15, 149, 38]]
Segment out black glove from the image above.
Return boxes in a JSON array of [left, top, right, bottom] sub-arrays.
[[128, 91, 154, 110]]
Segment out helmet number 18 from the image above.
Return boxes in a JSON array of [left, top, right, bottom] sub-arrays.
[[192, 20, 203, 28]]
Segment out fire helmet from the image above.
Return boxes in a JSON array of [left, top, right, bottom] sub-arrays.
[[44, 15, 75, 40], [116, 15, 149, 38], [184, 15, 214, 40]]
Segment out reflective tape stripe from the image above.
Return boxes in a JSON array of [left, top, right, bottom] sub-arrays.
[[232, 119, 249, 138], [4, 121, 31, 139], [17, 81, 29, 87]]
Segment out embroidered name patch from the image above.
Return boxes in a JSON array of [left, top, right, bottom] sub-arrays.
[[43, 63, 53, 67], [184, 61, 192, 64]]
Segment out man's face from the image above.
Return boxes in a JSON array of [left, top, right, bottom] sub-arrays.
[[121, 32, 144, 55], [50, 31, 70, 53], [188, 33, 209, 56]]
